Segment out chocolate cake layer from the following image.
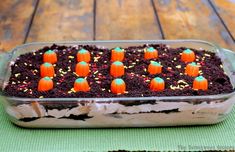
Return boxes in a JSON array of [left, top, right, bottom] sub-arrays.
[[3, 44, 234, 98]]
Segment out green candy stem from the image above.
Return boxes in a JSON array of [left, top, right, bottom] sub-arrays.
[[45, 50, 55, 54], [147, 47, 155, 52], [190, 62, 197, 66], [184, 49, 193, 54], [78, 49, 88, 54], [113, 61, 123, 66], [79, 61, 88, 65], [43, 62, 52, 67], [114, 47, 123, 52], [44, 77, 52, 81], [150, 61, 161, 66], [114, 78, 124, 85], [154, 77, 164, 83], [75, 78, 85, 83], [195, 76, 205, 82]]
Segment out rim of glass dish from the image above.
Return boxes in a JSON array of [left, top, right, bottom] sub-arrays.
[[2, 39, 235, 102]]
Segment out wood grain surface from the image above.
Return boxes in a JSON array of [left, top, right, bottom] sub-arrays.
[[26, 0, 94, 42], [0, 0, 234, 52], [211, 0, 235, 40], [153, 0, 235, 50], [0, 0, 37, 52], [95, 0, 162, 40]]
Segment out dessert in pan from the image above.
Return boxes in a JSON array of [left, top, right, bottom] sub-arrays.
[[1, 41, 235, 128]]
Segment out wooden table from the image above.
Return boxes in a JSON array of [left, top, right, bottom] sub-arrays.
[[0, 0, 234, 52]]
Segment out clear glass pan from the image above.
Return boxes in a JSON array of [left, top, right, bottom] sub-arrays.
[[0, 40, 235, 128]]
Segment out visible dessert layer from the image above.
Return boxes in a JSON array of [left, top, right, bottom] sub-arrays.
[[3, 44, 234, 98]]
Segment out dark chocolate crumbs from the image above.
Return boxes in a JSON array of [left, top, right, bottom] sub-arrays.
[[59, 114, 93, 121], [3, 44, 234, 98], [111, 108, 180, 114], [118, 100, 157, 106], [19, 117, 40, 122]]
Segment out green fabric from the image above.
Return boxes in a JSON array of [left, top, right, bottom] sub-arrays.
[[0, 103, 235, 151]]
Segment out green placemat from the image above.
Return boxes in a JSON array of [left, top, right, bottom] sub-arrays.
[[0, 103, 235, 152]]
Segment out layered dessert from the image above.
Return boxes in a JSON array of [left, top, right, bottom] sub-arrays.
[[2, 44, 234, 127]]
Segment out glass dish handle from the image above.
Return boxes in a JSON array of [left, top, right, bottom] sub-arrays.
[[0, 52, 12, 91], [220, 48, 235, 85]]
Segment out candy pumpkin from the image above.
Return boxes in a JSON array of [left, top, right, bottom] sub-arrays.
[[43, 50, 57, 64], [38, 77, 53, 91], [74, 78, 90, 92], [111, 47, 124, 61], [77, 49, 91, 62], [150, 77, 165, 91], [75, 61, 90, 77], [111, 78, 126, 94], [110, 61, 125, 77], [144, 47, 158, 60], [40, 62, 55, 77]]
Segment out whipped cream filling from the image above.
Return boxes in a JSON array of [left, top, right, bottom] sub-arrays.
[[5, 95, 235, 128]]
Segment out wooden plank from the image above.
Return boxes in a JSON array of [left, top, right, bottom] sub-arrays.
[[0, 0, 37, 52], [26, 0, 94, 42], [96, 0, 162, 40], [153, 0, 235, 50], [211, 0, 235, 40]]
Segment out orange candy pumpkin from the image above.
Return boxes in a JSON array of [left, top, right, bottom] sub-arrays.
[[193, 76, 208, 90], [181, 49, 195, 62], [144, 47, 158, 60], [75, 61, 90, 77], [77, 49, 91, 62], [110, 61, 125, 77], [74, 78, 90, 92], [150, 77, 165, 91], [38, 77, 53, 91], [111, 78, 126, 94], [185, 62, 199, 77], [40, 62, 55, 78], [43, 50, 57, 64], [111, 47, 124, 61], [148, 61, 162, 74]]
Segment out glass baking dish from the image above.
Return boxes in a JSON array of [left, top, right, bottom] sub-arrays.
[[0, 40, 235, 128]]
